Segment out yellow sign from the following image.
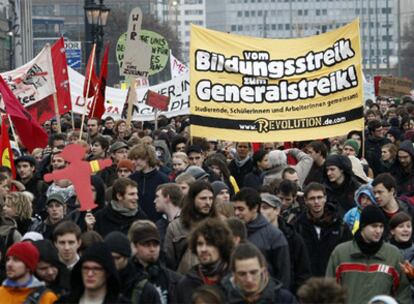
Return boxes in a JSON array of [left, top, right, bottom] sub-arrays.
[[190, 20, 364, 142]]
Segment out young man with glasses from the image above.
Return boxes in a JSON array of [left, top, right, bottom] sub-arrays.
[[58, 242, 121, 303], [295, 182, 352, 277]]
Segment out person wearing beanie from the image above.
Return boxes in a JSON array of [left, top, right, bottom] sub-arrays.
[[97, 140, 129, 187], [130, 220, 183, 303], [103, 231, 161, 304], [211, 181, 230, 205], [104, 159, 135, 202], [327, 205, 411, 304], [323, 154, 361, 217], [57, 242, 121, 304], [390, 140, 414, 197], [34, 240, 70, 297], [343, 139, 360, 157], [0, 242, 58, 304]]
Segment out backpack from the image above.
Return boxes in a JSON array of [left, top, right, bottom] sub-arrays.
[[131, 278, 149, 304], [23, 286, 48, 304]]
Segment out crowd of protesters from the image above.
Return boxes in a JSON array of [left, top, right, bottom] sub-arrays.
[[0, 96, 414, 303]]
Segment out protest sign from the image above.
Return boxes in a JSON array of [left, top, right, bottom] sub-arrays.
[[190, 20, 364, 142], [69, 67, 189, 121], [117, 30, 169, 76], [378, 76, 412, 98], [170, 51, 189, 78]]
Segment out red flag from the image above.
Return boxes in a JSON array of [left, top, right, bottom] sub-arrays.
[[83, 44, 98, 98], [0, 117, 16, 178], [146, 90, 170, 111], [0, 75, 48, 152], [89, 44, 109, 119], [26, 37, 72, 124]]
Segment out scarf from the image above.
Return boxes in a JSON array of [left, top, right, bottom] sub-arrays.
[[234, 155, 251, 168], [390, 238, 413, 250], [110, 200, 137, 217], [198, 260, 227, 284], [232, 269, 269, 303], [355, 230, 383, 255]]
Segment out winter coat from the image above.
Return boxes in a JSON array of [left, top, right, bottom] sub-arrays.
[[119, 260, 161, 304], [295, 207, 353, 277], [365, 135, 391, 176], [20, 177, 48, 217], [326, 239, 411, 304], [343, 184, 377, 234], [390, 239, 414, 303], [243, 167, 264, 189], [164, 218, 199, 273], [0, 217, 21, 259], [0, 276, 57, 304], [323, 155, 361, 217], [246, 214, 291, 288], [175, 265, 229, 304], [278, 217, 312, 293], [133, 259, 183, 304], [229, 157, 254, 188], [130, 168, 169, 222], [390, 140, 414, 196], [97, 164, 117, 188], [220, 274, 297, 304], [94, 201, 148, 237], [30, 217, 62, 240], [303, 161, 324, 186]]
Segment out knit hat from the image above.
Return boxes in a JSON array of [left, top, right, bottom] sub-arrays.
[[46, 192, 66, 206], [343, 139, 360, 155], [211, 181, 229, 196], [387, 127, 401, 141], [260, 193, 282, 208], [6, 242, 39, 272], [80, 242, 118, 277], [104, 231, 131, 258], [325, 154, 353, 176], [117, 159, 135, 172], [185, 165, 209, 180], [359, 205, 386, 228], [268, 150, 287, 167], [109, 141, 128, 154], [130, 224, 160, 244], [34, 240, 61, 268]]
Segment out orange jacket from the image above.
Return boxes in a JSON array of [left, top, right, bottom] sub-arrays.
[[0, 285, 57, 304]]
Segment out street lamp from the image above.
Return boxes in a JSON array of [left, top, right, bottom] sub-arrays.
[[84, 0, 110, 74], [172, 0, 178, 39]]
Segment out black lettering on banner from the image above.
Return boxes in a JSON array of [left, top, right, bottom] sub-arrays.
[[191, 106, 363, 133], [194, 38, 358, 104]]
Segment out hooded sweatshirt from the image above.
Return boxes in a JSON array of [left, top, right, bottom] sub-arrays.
[[343, 184, 377, 234], [391, 140, 414, 196], [246, 214, 291, 288], [323, 154, 361, 217]]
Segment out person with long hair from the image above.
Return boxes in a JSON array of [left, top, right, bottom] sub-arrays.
[[243, 150, 270, 189], [3, 192, 38, 235], [164, 181, 218, 274], [205, 156, 239, 196]]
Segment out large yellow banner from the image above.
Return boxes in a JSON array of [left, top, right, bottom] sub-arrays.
[[190, 20, 364, 142]]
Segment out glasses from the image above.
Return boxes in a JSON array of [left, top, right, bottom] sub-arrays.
[[307, 195, 325, 202], [82, 265, 104, 274]]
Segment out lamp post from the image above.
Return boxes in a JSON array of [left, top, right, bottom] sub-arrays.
[[84, 0, 110, 75], [172, 0, 178, 40]]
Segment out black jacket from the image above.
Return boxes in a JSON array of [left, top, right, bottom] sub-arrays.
[[243, 167, 264, 189], [390, 140, 414, 196], [228, 158, 254, 188], [133, 259, 183, 304], [365, 135, 391, 176], [220, 274, 297, 304], [246, 214, 291, 288], [175, 264, 229, 303], [278, 217, 312, 293], [295, 206, 352, 276], [130, 169, 169, 222], [119, 260, 161, 304], [94, 202, 148, 237]]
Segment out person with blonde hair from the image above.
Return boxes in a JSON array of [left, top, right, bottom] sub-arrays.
[[170, 152, 189, 181], [3, 191, 37, 235]]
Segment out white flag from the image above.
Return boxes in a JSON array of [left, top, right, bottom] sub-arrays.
[[170, 51, 189, 79]]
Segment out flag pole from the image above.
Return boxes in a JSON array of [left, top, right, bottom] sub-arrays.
[[126, 77, 136, 127], [154, 109, 158, 130], [52, 93, 62, 133], [79, 43, 97, 140], [7, 115, 18, 143]]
